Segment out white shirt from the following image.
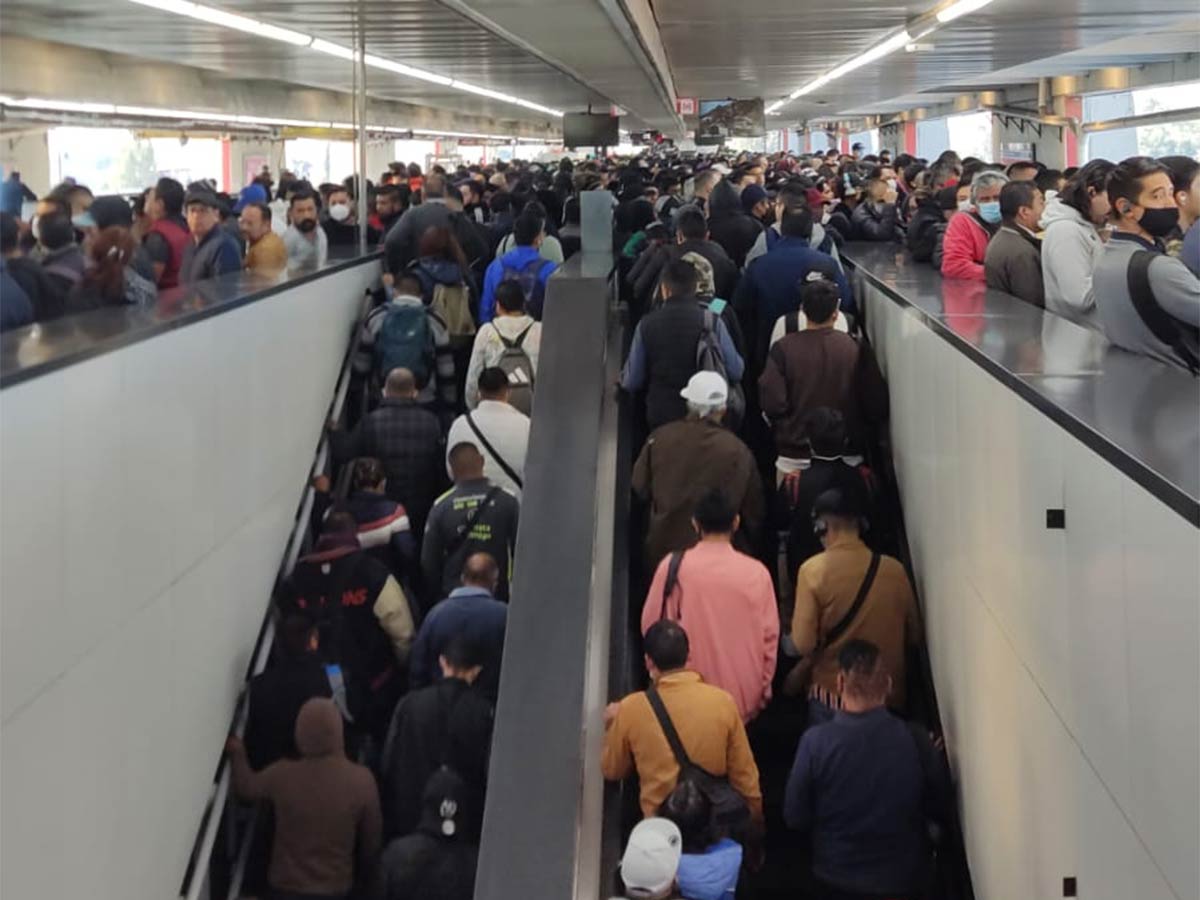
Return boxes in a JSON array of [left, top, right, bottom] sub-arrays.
[[769, 311, 849, 347], [446, 400, 531, 498], [497, 232, 564, 264], [465, 315, 542, 409], [284, 224, 328, 268]]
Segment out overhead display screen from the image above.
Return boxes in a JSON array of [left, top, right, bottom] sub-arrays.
[[697, 98, 766, 138], [562, 112, 620, 148]]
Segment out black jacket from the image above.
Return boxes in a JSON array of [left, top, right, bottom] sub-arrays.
[[381, 832, 477, 900], [633, 296, 708, 430], [851, 201, 900, 242], [5, 255, 63, 322], [706, 181, 762, 269], [380, 678, 494, 840], [906, 200, 945, 263], [784, 458, 875, 576], [826, 203, 856, 245], [631, 237, 739, 310], [333, 398, 446, 535], [244, 656, 333, 770]]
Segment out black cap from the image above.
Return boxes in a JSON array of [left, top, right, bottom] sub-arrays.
[[184, 188, 220, 209], [936, 186, 960, 211], [89, 195, 134, 229], [813, 487, 865, 520]]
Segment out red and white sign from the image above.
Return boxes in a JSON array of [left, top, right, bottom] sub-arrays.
[[675, 97, 698, 116]]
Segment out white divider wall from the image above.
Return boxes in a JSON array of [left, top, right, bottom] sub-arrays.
[[862, 281, 1199, 900], [0, 260, 378, 899]]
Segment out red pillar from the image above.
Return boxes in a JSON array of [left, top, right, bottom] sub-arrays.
[[839, 132, 850, 155], [221, 138, 232, 192], [1063, 96, 1083, 167], [904, 121, 917, 155]]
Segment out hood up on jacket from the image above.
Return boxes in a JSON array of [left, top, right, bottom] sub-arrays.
[[416, 766, 472, 839], [706, 179, 743, 220], [294, 697, 345, 758]]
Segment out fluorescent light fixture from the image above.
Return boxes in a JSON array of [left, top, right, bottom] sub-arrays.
[[311, 38, 358, 61], [128, 0, 312, 45], [936, 0, 995, 24], [3, 97, 116, 114], [363, 54, 453, 87]]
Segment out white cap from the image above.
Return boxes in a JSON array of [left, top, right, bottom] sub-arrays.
[[679, 370, 728, 407], [710, 163, 732, 176], [620, 818, 682, 898]]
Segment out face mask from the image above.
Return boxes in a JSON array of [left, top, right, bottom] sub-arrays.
[[31, 215, 41, 243], [296, 218, 317, 233], [978, 201, 1002, 224], [328, 203, 350, 222], [886, 179, 898, 191], [1137, 205, 1179, 238], [957, 199, 973, 213]]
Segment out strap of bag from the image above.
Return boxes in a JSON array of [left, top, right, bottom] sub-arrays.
[[785, 311, 799, 335], [444, 485, 504, 557], [659, 550, 686, 620], [645, 684, 694, 769], [820, 552, 881, 650], [465, 412, 523, 490], [1127, 249, 1200, 375]]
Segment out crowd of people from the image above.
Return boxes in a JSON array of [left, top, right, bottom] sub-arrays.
[[4, 137, 1195, 900]]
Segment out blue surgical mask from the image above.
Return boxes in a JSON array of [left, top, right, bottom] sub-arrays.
[[978, 201, 1001, 224]]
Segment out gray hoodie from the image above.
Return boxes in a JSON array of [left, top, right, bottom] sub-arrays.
[[1040, 197, 1104, 329]]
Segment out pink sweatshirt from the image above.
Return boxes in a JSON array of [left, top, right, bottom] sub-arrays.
[[941, 210, 991, 281], [642, 540, 779, 723]]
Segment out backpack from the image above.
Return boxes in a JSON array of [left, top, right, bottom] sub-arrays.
[[430, 281, 475, 343], [375, 304, 434, 384], [493, 323, 536, 415], [696, 308, 746, 428], [501, 257, 553, 317]]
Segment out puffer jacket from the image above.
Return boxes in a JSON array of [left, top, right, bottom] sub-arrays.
[[1040, 196, 1105, 328]]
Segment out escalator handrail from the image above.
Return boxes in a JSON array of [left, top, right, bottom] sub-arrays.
[[178, 286, 375, 900]]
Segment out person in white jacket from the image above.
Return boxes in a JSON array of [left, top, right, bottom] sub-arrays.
[[1041, 159, 1115, 330], [464, 280, 542, 409]]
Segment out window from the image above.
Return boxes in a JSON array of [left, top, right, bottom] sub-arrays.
[[285, 138, 355, 185], [47, 127, 221, 195], [945, 112, 993, 162], [1083, 82, 1200, 162]]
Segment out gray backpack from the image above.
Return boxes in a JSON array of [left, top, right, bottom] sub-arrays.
[[494, 323, 535, 415]]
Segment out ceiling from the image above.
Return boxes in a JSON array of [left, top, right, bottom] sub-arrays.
[[0, 0, 625, 128], [652, 0, 1200, 124]]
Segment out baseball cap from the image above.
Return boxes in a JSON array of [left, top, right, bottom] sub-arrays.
[[620, 818, 682, 899], [184, 188, 220, 209], [679, 370, 728, 407], [232, 182, 267, 213], [72, 194, 132, 230]]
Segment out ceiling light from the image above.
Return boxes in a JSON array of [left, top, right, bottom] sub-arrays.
[[2, 97, 116, 114], [128, 0, 312, 45], [936, 0, 995, 24], [363, 55, 453, 87], [310, 38, 358, 61]]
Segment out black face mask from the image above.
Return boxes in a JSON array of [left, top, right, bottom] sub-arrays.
[[1138, 205, 1179, 238], [296, 218, 318, 233]]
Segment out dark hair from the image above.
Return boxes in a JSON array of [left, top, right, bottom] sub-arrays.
[[289, 188, 318, 208], [644, 619, 689, 671], [903, 162, 926, 187], [478, 366, 510, 397], [423, 173, 446, 199], [1063, 166, 1079, 179], [154, 177, 185, 216], [1107, 156, 1171, 212], [693, 488, 736, 534], [441, 633, 485, 670], [805, 407, 846, 457], [660, 257, 699, 296], [999, 180, 1041, 222], [393, 272, 424, 297], [780, 207, 814, 239], [775, 181, 811, 215], [278, 608, 318, 659], [0, 212, 18, 253], [1035, 169, 1063, 194], [1058, 158, 1114, 218], [38, 211, 75, 250], [244, 201, 271, 223], [675, 207, 707, 240], [81, 226, 134, 303], [495, 280, 526, 314], [800, 278, 840, 324], [512, 211, 542, 246], [1159, 155, 1200, 194], [813, 486, 864, 521], [837, 638, 881, 677], [323, 509, 359, 538], [1006, 161, 1039, 178], [351, 457, 385, 491], [660, 779, 714, 853], [960, 160, 985, 188]]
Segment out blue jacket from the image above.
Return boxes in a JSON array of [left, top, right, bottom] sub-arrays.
[[734, 236, 854, 365], [480, 245, 557, 323], [677, 839, 742, 900], [409, 586, 507, 699]]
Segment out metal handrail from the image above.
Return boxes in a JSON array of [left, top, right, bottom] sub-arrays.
[[179, 287, 374, 900]]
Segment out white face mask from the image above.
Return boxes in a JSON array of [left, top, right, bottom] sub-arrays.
[[957, 199, 973, 213], [886, 178, 898, 191], [31, 215, 41, 243], [329, 203, 350, 222]]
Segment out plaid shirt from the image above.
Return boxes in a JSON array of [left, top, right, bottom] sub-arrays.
[[333, 398, 446, 533]]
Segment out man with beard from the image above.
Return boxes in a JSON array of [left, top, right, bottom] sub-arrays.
[[283, 189, 328, 269]]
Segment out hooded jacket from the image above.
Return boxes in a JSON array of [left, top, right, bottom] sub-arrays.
[[480, 244, 558, 322], [631, 237, 740, 311], [706, 181, 763, 269], [905, 197, 945, 263], [229, 698, 383, 896], [1040, 196, 1104, 328], [381, 768, 479, 900], [940, 211, 994, 282]]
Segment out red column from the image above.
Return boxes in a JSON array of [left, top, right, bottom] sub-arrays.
[[839, 132, 849, 155], [221, 138, 232, 192], [904, 121, 917, 155], [1063, 96, 1082, 167]]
